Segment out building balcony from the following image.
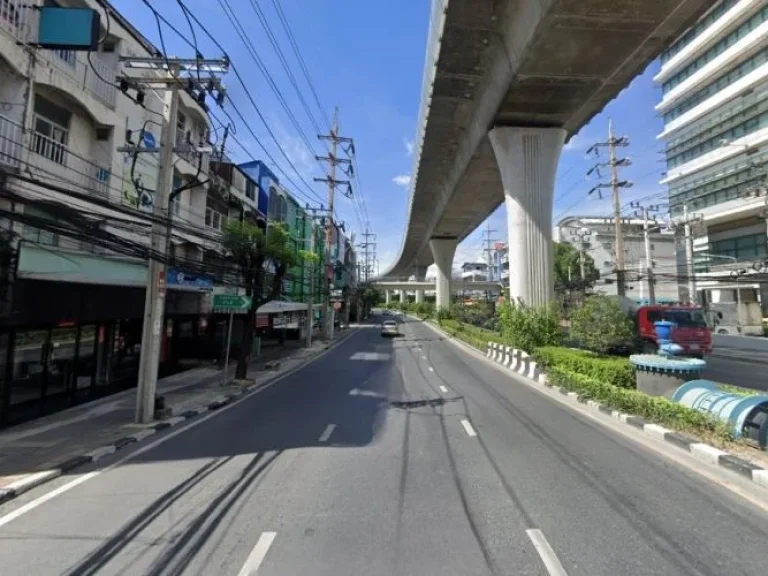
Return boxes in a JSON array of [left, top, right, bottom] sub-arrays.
[[0, 113, 111, 198], [0, 1, 117, 112]]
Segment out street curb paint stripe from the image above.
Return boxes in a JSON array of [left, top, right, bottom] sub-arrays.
[[0, 329, 361, 508], [421, 318, 768, 493]]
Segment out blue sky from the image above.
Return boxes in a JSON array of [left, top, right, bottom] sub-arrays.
[[111, 0, 668, 274]]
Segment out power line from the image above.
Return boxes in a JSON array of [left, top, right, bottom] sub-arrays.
[[271, 0, 331, 130], [217, 0, 321, 166], [246, 0, 324, 136], [142, 0, 323, 202]]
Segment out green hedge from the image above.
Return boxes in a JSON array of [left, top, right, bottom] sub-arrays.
[[434, 319, 503, 351], [533, 347, 634, 389], [548, 366, 733, 443]]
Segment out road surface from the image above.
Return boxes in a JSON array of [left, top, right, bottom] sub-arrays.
[[705, 347, 768, 392], [0, 315, 767, 575]]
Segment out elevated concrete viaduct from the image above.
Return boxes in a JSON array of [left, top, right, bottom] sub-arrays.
[[384, 0, 715, 309]]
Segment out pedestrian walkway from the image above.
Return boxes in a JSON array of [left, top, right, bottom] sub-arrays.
[[0, 329, 355, 498]]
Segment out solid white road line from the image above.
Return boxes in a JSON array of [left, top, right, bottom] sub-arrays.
[[460, 419, 477, 437], [526, 529, 569, 576], [439, 385, 448, 393], [319, 424, 336, 442], [0, 472, 99, 529], [0, 336, 350, 527], [238, 531, 277, 576]]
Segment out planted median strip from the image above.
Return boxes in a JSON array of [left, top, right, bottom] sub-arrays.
[[416, 315, 768, 490]]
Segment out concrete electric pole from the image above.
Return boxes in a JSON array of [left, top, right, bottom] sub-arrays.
[[586, 120, 632, 297], [315, 107, 354, 339], [119, 56, 228, 424], [642, 206, 656, 305]]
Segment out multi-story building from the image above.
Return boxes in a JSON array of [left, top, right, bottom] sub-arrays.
[[0, 1, 235, 426], [656, 0, 768, 309], [461, 261, 488, 282], [556, 216, 679, 301]]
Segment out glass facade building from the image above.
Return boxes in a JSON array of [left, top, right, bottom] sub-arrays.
[[657, 0, 768, 306]]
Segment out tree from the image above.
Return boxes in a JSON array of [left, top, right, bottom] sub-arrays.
[[569, 295, 634, 355], [222, 221, 307, 380], [498, 300, 562, 352], [554, 242, 599, 291]]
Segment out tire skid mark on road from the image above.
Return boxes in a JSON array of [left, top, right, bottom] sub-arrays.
[[398, 320, 496, 574], [427, 335, 727, 576]]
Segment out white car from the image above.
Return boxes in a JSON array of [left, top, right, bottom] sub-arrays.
[[381, 320, 399, 337]]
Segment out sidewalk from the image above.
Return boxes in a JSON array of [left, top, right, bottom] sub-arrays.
[[0, 328, 355, 503]]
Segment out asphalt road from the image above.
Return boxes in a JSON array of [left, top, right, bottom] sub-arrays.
[[704, 348, 768, 392], [0, 315, 767, 575]]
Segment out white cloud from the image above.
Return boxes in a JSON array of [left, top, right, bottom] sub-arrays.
[[563, 134, 583, 152], [392, 174, 412, 188], [403, 138, 414, 156]]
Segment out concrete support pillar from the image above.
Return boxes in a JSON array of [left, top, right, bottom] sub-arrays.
[[385, 289, 391, 305], [429, 237, 457, 310], [488, 127, 566, 306], [413, 265, 428, 304]]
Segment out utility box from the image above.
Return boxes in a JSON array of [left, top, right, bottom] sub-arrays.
[[38, 7, 101, 51]]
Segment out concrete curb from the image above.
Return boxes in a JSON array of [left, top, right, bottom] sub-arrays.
[[0, 328, 359, 506], [471, 338, 768, 490], [473, 339, 768, 491], [420, 319, 768, 491]]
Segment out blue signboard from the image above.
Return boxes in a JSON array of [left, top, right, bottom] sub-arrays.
[[167, 267, 214, 291], [142, 131, 156, 149]]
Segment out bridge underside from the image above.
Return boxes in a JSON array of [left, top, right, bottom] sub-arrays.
[[389, 0, 714, 284]]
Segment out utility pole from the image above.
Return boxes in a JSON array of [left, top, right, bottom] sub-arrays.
[[683, 204, 698, 305], [315, 107, 354, 339], [305, 229, 315, 348], [119, 56, 228, 424], [587, 119, 632, 297], [481, 222, 498, 301], [642, 206, 656, 305], [360, 229, 376, 282]]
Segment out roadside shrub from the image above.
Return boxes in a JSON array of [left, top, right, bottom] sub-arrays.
[[498, 300, 562, 352], [547, 366, 732, 442], [534, 346, 634, 389], [439, 319, 504, 350], [569, 295, 634, 355]]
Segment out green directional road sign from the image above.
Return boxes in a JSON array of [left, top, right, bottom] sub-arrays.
[[213, 294, 252, 313]]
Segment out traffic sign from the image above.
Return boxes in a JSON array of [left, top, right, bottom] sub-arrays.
[[213, 294, 252, 313]]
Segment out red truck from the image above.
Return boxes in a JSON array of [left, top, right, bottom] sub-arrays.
[[634, 303, 712, 357]]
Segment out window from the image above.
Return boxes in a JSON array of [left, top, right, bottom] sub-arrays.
[[21, 206, 58, 246], [710, 233, 767, 261], [32, 96, 70, 165], [205, 207, 226, 231], [245, 179, 256, 201]]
